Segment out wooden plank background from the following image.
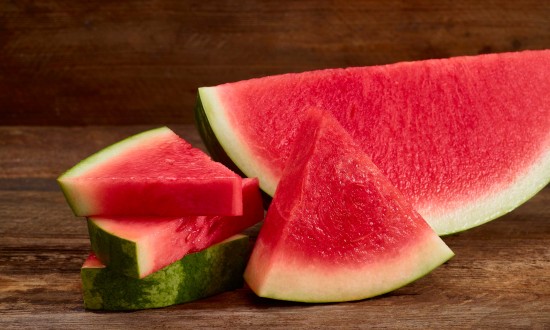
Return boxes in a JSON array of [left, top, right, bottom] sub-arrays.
[[1, 1, 549, 328], [1, 0, 549, 125]]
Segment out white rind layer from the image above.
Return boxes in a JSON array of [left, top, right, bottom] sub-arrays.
[[428, 148, 550, 235], [244, 231, 454, 302], [199, 87, 280, 196], [199, 87, 550, 236]]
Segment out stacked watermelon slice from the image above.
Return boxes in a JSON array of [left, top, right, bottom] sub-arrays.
[[58, 127, 264, 310]]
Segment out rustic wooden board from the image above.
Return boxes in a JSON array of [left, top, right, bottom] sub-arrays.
[[0, 126, 549, 328], [1, 0, 549, 125]]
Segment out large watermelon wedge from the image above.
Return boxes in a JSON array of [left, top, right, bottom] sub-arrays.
[[58, 127, 243, 217], [87, 178, 263, 278], [82, 235, 249, 310], [196, 50, 550, 235], [244, 109, 454, 302]]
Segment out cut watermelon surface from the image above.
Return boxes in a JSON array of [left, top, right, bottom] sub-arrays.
[[244, 109, 454, 302], [197, 50, 550, 235], [58, 127, 243, 217], [87, 178, 264, 278], [82, 235, 249, 310]]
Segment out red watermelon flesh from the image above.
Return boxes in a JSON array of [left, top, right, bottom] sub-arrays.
[[244, 108, 454, 302], [198, 50, 550, 235], [87, 178, 263, 278], [58, 127, 243, 216]]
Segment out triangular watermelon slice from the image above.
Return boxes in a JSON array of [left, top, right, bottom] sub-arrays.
[[58, 127, 243, 216], [196, 50, 550, 235], [87, 178, 264, 278], [244, 109, 454, 302]]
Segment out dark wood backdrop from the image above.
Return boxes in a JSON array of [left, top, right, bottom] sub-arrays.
[[1, 0, 549, 125], [1, 1, 549, 328]]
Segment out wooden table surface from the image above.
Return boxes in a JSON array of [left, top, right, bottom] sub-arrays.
[[0, 126, 549, 328], [1, 1, 550, 328]]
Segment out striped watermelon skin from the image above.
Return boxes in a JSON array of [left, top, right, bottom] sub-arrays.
[[87, 178, 264, 278], [196, 50, 550, 235], [81, 235, 249, 310]]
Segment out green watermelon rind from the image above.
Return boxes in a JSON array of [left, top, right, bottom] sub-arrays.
[[57, 126, 171, 215], [81, 234, 249, 310], [195, 88, 550, 236], [87, 218, 142, 279]]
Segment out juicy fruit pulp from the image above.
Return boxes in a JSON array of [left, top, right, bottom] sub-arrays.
[[197, 50, 550, 235], [244, 109, 454, 302], [58, 127, 243, 217], [87, 178, 264, 278], [81, 235, 249, 310]]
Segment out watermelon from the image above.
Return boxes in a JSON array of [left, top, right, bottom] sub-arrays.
[[58, 127, 243, 217], [81, 235, 249, 310], [87, 178, 264, 278], [244, 108, 454, 302], [196, 50, 550, 235]]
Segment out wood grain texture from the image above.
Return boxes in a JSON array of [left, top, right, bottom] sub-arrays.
[[0, 126, 549, 328], [1, 0, 549, 125]]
